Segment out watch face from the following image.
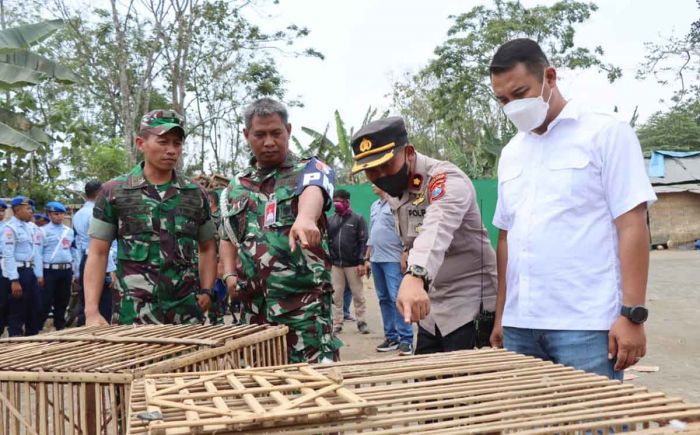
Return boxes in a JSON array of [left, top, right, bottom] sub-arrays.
[[409, 265, 427, 276], [630, 306, 648, 323]]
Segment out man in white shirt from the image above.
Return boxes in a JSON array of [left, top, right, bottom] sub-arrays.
[[489, 38, 656, 380]]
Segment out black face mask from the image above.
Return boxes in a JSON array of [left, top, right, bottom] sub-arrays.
[[374, 161, 410, 197]]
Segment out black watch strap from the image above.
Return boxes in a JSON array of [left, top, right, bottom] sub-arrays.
[[621, 305, 648, 324], [197, 288, 215, 301]]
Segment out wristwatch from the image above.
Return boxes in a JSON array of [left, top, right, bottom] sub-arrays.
[[620, 305, 648, 324], [197, 288, 215, 301], [405, 264, 430, 291], [222, 272, 237, 284]]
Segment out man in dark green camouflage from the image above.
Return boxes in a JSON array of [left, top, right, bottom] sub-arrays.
[[219, 98, 341, 363], [84, 109, 217, 326]]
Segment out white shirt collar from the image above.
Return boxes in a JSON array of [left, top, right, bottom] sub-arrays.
[[529, 99, 579, 137]]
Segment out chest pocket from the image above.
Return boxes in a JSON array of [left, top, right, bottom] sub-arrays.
[[115, 189, 154, 237], [544, 149, 590, 200], [173, 190, 202, 239], [115, 189, 156, 262], [223, 193, 250, 244], [14, 227, 30, 244], [499, 162, 525, 212], [117, 219, 153, 262], [404, 201, 427, 241], [267, 189, 298, 229]]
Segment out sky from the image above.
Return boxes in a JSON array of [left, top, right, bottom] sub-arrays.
[[253, 0, 698, 145]]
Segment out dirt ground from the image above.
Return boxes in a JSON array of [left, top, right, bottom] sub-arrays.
[[336, 249, 700, 403]]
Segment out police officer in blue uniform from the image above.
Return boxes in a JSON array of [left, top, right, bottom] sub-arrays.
[[0, 199, 7, 335], [0, 196, 44, 336], [40, 201, 77, 331], [34, 213, 50, 227]]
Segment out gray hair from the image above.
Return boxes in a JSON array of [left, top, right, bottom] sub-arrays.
[[243, 98, 288, 129]]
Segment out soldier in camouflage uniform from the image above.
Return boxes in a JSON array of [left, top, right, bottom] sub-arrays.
[[219, 98, 341, 363], [84, 110, 218, 326]]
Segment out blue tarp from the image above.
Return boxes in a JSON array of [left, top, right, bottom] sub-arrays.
[[648, 150, 700, 178]]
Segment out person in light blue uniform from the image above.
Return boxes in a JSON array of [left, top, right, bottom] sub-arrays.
[[33, 213, 50, 227], [72, 180, 102, 325], [0, 199, 7, 334], [0, 196, 44, 336], [40, 201, 78, 330], [101, 240, 118, 323]]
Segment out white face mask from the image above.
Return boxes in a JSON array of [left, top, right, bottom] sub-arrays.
[[503, 75, 552, 132]]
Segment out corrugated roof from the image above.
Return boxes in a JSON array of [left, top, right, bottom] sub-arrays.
[[646, 155, 700, 185]]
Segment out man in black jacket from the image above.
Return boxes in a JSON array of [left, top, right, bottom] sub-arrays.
[[328, 189, 370, 334]]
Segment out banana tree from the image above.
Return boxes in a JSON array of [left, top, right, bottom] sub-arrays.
[[294, 106, 388, 183], [0, 19, 78, 152]]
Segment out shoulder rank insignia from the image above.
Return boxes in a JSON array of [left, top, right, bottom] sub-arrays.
[[411, 174, 423, 190]]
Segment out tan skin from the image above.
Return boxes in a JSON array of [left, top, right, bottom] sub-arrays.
[[489, 62, 649, 370], [362, 145, 430, 324], [84, 129, 216, 326], [220, 114, 326, 298], [10, 204, 44, 297]]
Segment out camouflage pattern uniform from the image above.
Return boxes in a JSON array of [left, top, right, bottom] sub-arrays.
[[220, 153, 342, 363], [89, 163, 215, 324]]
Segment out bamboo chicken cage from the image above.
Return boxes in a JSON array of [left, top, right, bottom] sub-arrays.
[[128, 348, 700, 434], [0, 323, 288, 435]]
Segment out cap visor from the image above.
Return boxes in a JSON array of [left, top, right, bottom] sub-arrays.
[[351, 149, 395, 174], [151, 124, 186, 137]]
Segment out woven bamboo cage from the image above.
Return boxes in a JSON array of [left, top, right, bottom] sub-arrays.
[[0, 323, 288, 435], [128, 348, 700, 434]]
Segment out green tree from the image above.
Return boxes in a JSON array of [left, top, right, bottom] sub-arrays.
[[391, 0, 620, 178], [0, 19, 76, 152], [0, 9, 79, 204], [635, 1, 700, 153], [637, 102, 700, 154], [50, 0, 321, 177]]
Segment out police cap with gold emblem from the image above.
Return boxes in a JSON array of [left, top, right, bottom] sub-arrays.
[[351, 116, 408, 174]]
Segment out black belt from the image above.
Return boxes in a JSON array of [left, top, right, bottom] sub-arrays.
[[17, 261, 33, 268], [45, 263, 72, 271]]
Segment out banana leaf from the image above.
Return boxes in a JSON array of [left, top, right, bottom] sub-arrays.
[[0, 50, 78, 89], [0, 20, 65, 53]]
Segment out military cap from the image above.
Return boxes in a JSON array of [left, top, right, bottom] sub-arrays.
[[351, 116, 408, 174], [0, 199, 7, 209], [139, 109, 186, 137], [34, 213, 49, 223], [11, 195, 34, 208], [46, 201, 67, 213]]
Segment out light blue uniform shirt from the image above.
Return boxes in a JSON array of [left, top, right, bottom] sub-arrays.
[[367, 199, 403, 263], [72, 200, 94, 260], [106, 240, 117, 273], [1, 216, 43, 280], [41, 222, 78, 268]]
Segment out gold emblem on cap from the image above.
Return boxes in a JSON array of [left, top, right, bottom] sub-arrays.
[[359, 138, 372, 152]]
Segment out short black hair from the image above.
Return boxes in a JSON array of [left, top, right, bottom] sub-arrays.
[[489, 38, 550, 79], [333, 189, 350, 200], [85, 180, 102, 198]]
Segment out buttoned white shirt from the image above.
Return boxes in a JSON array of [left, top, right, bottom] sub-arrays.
[[493, 100, 656, 331]]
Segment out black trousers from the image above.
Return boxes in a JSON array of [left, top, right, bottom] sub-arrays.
[[415, 321, 477, 355], [76, 254, 113, 325], [0, 267, 41, 336], [41, 268, 72, 330]]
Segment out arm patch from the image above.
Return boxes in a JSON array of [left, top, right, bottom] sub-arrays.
[[296, 158, 336, 199]]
